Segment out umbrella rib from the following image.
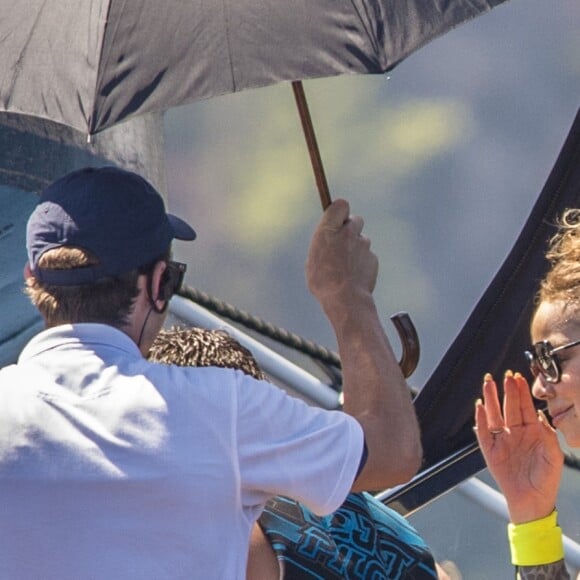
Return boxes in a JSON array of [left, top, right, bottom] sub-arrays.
[[88, 0, 120, 134], [3, 2, 48, 108], [347, 0, 382, 64], [221, 0, 237, 91]]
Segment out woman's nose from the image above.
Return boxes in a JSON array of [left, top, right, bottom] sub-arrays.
[[531, 375, 555, 399]]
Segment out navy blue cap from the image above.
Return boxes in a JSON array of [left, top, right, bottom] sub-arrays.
[[27, 166, 196, 285]]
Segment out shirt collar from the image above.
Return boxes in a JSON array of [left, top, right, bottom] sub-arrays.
[[18, 323, 142, 363]]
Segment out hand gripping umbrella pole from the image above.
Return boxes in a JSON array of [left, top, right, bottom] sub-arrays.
[[292, 80, 420, 377]]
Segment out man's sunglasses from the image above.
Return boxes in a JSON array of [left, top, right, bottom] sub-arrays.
[[524, 339, 580, 383], [162, 261, 187, 299]]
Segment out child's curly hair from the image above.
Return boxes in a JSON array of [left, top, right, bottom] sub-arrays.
[[539, 209, 580, 306], [148, 326, 265, 380]]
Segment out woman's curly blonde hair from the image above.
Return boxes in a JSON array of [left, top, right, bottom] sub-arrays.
[[539, 209, 580, 306]]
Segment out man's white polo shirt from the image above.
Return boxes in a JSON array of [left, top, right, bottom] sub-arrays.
[[0, 324, 363, 579]]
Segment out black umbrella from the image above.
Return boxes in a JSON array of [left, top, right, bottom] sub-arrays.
[[1, 0, 508, 208]]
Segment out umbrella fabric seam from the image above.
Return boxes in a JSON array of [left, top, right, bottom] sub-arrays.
[[221, 0, 237, 92], [348, 0, 381, 63], [90, 0, 121, 134]]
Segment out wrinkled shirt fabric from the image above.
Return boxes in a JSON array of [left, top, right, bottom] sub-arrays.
[[0, 324, 363, 579]]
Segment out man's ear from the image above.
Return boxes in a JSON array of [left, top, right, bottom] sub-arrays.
[[150, 260, 169, 308]]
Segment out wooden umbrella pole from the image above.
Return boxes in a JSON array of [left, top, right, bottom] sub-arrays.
[[292, 81, 332, 210], [293, 82, 420, 378]]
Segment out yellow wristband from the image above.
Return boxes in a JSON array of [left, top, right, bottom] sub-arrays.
[[508, 510, 565, 566]]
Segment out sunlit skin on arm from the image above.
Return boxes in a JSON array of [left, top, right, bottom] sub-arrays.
[[246, 525, 279, 580], [306, 199, 422, 491]]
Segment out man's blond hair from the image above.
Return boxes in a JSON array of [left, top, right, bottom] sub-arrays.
[[26, 246, 141, 327]]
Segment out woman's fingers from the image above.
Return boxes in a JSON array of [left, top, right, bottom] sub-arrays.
[[515, 372, 538, 425], [503, 371, 523, 428], [482, 374, 504, 430], [503, 371, 539, 428], [476, 371, 543, 446], [474, 374, 506, 452], [474, 398, 493, 448]]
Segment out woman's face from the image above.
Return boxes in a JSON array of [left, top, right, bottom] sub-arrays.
[[530, 300, 580, 447]]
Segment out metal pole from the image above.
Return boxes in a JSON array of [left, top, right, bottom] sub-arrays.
[[457, 477, 580, 575]]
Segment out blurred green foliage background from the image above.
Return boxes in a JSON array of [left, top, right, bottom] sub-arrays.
[[165, 0, 579, 388]]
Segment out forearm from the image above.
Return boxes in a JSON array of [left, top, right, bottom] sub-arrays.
[[324, 289, 422, 490], [517, 562, 570, 580], [306, 199, 422, 490]]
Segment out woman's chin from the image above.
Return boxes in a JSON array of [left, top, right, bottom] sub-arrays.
[[561, 429, 580, 448]]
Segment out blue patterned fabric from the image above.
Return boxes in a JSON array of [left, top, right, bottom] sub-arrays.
[[259, 492, 438, 579]]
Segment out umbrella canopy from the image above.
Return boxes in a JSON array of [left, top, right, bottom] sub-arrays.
[[1, 0, 508, 136]]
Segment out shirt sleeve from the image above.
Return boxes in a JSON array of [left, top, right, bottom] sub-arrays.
[[516, 561, 570, 580], [234, 374, 364, 516]]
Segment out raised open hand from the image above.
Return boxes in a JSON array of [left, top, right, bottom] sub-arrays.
[[475, 372, 563, 523]]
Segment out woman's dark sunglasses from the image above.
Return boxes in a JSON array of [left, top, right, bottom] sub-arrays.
[[524, 339, 580, 383]]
